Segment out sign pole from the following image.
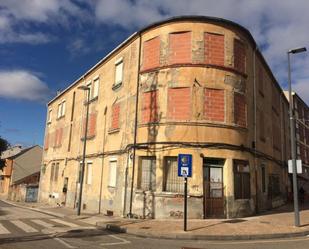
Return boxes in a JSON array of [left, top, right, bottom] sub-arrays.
[[184, 177, 188, 232]]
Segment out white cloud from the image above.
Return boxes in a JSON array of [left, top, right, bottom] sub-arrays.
[[0, 70, 51, 102]]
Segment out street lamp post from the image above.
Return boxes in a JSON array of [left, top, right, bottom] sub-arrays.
[[287, 47, 306, 227], [77, 85, 91, 216]]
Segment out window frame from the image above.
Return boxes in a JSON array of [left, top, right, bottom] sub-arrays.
[[108, 158, 117, 188], [85, 161, 93, 185], [114, 58, 123, 88], [163, 156, 184, 193], [92, 76, 99, 99], [138, 156, 156, 191], [233, 160, 250, 200]]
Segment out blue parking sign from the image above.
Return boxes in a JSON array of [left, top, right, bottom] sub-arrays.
[[178, 154, 192, 177]]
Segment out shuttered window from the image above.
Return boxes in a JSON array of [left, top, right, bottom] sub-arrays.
[[163, 157, 184, 193], [115, 60, 123, 86], [138, 157, 156, 191], [108, 159, 117, 187]]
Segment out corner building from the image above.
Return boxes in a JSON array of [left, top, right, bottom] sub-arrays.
[[39, 16, 291, 219]]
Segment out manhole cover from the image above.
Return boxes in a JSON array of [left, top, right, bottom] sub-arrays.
[[223, 219, 246, 223], [140, 226, 150, 229]]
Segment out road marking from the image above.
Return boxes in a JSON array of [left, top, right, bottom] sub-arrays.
[[31, 219, 54, 228], [11, 220, 38, 233], [100, 234, 131, 246], [54, 238, 77, 248], [0, 223, 10, 234], [50, 219, 79, 228]]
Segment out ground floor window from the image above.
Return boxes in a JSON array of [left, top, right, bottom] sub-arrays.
[[163, 157, 184, 193], [138, 157, 156, 191], [108, 159, 117, 187], [233, 160, 250, 199]]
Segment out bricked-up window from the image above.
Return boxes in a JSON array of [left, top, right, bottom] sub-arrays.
[[259, 111, 265, 142], [167, 87, 191, 120], [111, 103, 120, 130], [44, 133, 49, 150], [204, 88, 225, 122], [50, 163, 59, 182], [142, 90, 158, 123], [143, 37, 160, 70], [205, 33, 224, 66], [163, 157, 184, 193], [234, 39, 246, 73], [54, 128, 63, 147], [258, 67, 264, 96], [138, 157, 156, 191], [234, 92, 247, 127], [234, 160, 250, 199], [82, 113, 97, 138], [169, 32, 191, 64], [88, 113, 97, 137]]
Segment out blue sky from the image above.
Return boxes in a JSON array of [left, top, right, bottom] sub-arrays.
[[0, 0, 309, 147]]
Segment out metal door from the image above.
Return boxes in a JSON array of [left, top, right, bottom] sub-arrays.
[[25, 186, 38, 202], [203, 159, 225, 218]]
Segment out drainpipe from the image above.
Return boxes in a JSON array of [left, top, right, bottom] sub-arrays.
[[253, 46, 258, 213], [98, 106, 108, 214], [128, 34, 142, 218]]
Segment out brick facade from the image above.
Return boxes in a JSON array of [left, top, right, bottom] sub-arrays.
[[205, 33, 224, 66], [111, 104, 120, 130], [169, 32, 191, 64], [142, 90, 158, 123], [234, 92, 247, 127], [234, 39, 246, 73], [204, 88, 225, 122], [167, 88, 191, 120], [143, 37, 160, 70]]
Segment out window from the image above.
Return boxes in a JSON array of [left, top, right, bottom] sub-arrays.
[[108, 159, 117, 187], [234, 39, 246, 72], [85, 162, 92, 185], [111, 103, 120, 130], [48, 109, 52, 123], [167, 88, 191, 120], [169, 32, 191, 64], [57, 100, 66, 118], [54, 128, 63, 147], [82, 112, 97, 138], [138, 157, 156, 191], [261, 165, 266, 193], [93, 77, 99, 98], [143, 37, 160, 70], [204, 33, 224, 66], [234, 160, 250, 199], [163, 157, 184, 193], [142, 90, 158, 123], [259, 110, 265, 141], [114, 59, 123, 88], [54, 163, 59, 182], [234, 92, 247, 127], [50, 163, 55, 182], [258, 67, 264, 96], [204, 88, 225, 122], [50, 163, 59, 182], [86, 81, 92, 100]]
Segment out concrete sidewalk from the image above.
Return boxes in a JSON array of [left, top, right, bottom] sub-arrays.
[[2, 199, 309, 240]]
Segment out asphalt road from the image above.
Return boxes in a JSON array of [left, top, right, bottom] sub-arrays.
[[1, 200, 309, 249]]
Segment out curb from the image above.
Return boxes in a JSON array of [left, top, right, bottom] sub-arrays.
[[0, 199, 66, 218], [97, 222, 309, 241]]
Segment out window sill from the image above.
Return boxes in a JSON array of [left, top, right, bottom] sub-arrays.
[[84, 96, 98, 105], [112, 82, 122, 91], [56, 116, 65, 121], [108, 128, 120, 134], [81, 135, 96, 141]]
